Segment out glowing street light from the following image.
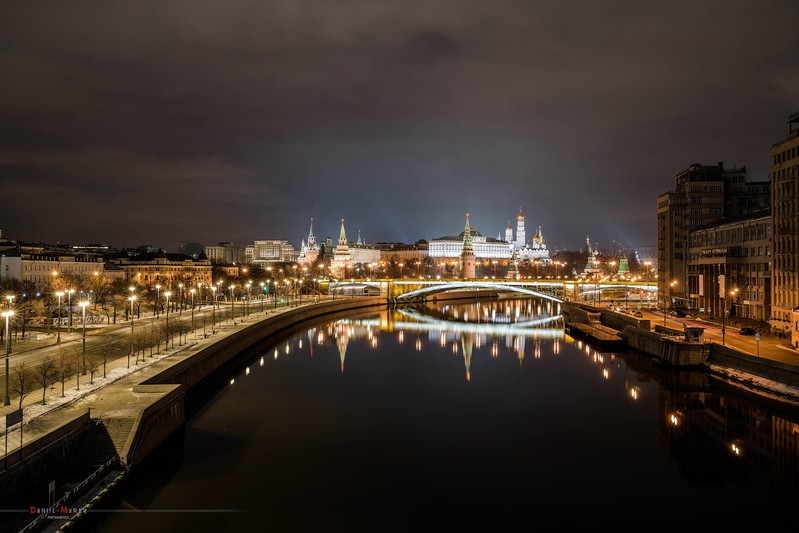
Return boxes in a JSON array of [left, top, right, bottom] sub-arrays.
[[55, 291, 64, 343], [211, 286, 217, 333], [190, 288, 196, 334], [260, 282, 266, 312], [3, 310, 14, 405], [164, 290, 172, 347], [65, 289, 74, 333], [128, 294, 136, 368], [79, 301, 89, 374], [229, 285, 235, 323]]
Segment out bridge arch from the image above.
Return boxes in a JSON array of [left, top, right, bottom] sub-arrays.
[[394, 281, 563, 303]]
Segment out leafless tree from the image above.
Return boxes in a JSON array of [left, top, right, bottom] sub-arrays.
[[99, 342, 114, 378], [55, 347, 74, 397], [34, 355, 57, 404], [87, 354, 100, 385], [11, 362, 34, 409]]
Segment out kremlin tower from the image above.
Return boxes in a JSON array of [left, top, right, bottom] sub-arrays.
[[460, 213, 476, 279]]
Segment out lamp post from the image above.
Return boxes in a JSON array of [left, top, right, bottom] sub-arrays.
[[229, 285, 235, 323], [211, 286, 217, 333], [178, 283, 184, 315], [155, 284, 161, 318], [66, 289, 74, 333], [190, 288, 196, 334], [260, 282, 266, 312], [79, 301, 89, 374], [3, 310, 14, 406], [56, 291, 64, 343], [273, 281, 278, 309], [246, 282, 252, 317], [722, 288, 738, 346], [128, 295, 136, 368], [164, 290, 172, 347], [664, 280, 676, 327]]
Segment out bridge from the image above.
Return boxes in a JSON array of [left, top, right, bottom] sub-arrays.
[[328, 278, 658, 305]]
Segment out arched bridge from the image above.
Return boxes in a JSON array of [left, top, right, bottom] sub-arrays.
[[327, 278, 657, 304]]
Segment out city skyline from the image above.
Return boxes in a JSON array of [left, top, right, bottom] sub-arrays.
[[2, 2, 798, 251]]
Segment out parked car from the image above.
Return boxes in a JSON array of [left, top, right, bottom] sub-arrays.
[[739, 327, 757, 335], [669, 310, 686, 318], [632, 311, 643, 318]]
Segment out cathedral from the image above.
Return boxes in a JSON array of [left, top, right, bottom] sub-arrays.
[[502, 207, 551, 264]]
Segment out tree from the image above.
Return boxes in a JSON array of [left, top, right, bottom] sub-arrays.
[[99, 342, 114, 378], [11, 362, 34, 409], [87, 354, 100, 385], [55, 347, 74, 397], [34, 356, 57, 404]]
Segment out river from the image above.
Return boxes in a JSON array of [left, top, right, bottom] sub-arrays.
[[82, 297, 799, 532]]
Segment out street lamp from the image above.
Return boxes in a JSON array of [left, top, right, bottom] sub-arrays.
[[246, 282, 252, 316], [155, 284, 162, 318], [722, 288, 739, 346], [260, 282, 266, 312], [79, 301, 89, 374], [273, 281, 278, 309], [164, 290, 172, 347], [190, 288, 196, 334], [211, 286, 217, 333], [664, 280, 677, 327], [178, 283, 184, 315], [66, 289, 74, 333], [3, 310, 14, 406], [128, 295, 136, 368], [56, 291, 64, 343], [229, 285, 235, 323]]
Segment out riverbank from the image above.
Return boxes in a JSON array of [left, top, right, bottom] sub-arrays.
[[2, 296, 389, 533]]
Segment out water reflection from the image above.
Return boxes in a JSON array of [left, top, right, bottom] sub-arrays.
[[95, 296, 799, 532]]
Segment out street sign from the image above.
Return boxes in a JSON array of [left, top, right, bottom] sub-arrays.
[[5, 409, 22, 427], [755, 333, 761, 341]]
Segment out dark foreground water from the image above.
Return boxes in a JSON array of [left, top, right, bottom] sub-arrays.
[[83, 298, 799, 532]]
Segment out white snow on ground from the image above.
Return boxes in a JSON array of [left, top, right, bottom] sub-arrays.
[[708, 364, 799, 403], [1, 342, 195, 435]]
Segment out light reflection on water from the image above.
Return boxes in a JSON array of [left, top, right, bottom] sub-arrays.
[[92, 297, 799, 533]]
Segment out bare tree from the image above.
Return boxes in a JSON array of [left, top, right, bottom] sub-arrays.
[[11, 362, 34, 409], [72, 350, 82, 391], [34, 356, 57, 404], [87, 354, 100, 385], [99, 342, 114, 378], [55, 347, 74, 397]]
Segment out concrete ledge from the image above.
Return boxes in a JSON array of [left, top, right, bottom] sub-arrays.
[[122, 384, 184, 467]]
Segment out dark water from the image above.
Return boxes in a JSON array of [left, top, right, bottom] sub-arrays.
[[84, 298, 799, 532]]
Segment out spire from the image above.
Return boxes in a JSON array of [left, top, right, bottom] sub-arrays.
[[463, 213, 473, 247], [307, 218, 316, 249], [356, 229, 362, 246], [338, 218, 347, 246]]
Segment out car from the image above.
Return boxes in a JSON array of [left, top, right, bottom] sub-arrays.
[[669, 310, 686, 318], [739, 327, 757, 335], [632, 311, 643, 318]]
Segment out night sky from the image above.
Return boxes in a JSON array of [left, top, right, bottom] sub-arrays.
[[2, 1, 798, 255]]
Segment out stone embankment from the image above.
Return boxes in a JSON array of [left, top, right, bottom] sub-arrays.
[[1, 296, 388, 531], [563, 301, 799, 395]]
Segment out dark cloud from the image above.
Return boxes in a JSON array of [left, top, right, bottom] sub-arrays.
[[1, 0, 798, 253]]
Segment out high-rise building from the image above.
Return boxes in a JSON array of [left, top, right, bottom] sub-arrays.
[[770, 110, 799, 343], [657, 162, 768, 310]]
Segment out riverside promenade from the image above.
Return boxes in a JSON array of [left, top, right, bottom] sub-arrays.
[[0, 295, 387, 533]]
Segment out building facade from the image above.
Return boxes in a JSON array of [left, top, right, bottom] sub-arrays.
[[687, 211, 771, 322], [770, 110, 799, 344], [107, 250, 212, 286], [657, 162, 769, 310]]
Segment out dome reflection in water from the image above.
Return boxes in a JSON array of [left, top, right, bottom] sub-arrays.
[[94, 297, 799, 532]]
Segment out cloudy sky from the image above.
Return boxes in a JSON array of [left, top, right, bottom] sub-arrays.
[[2, 1, 798, 255]]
